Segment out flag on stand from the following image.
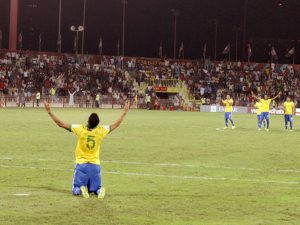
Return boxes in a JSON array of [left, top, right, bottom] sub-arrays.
[[271, 46, 278, 61], [117, 40, 120, 56], [18, 32, 23, 50], [203, 43, 207, 59], [222, 44, 230, 54], [57, 33, 62, 52], [73, 35, 77, 53], [98, 37, 103, 55], [38, 33, 42, 52], [247, 44, 252, 60], [159, 42, 163, 58], [178, 42, 184, 58], [285, 47, 295, 58]]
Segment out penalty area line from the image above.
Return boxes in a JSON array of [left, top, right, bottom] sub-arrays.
[[106, 171, 299, 185], [0, 164, 299, 186]]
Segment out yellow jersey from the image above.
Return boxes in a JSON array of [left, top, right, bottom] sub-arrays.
[[70, 124, 110, 165], [284, 101, 294, 115], [255, 102, 263, 115], [223, 99, 233, 112], [260, 99, 272, 112]]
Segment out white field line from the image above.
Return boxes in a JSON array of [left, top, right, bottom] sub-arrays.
[[107, 171, 300, 185], [103, 160, 265, 172], [1, 157, 300, 174], [14, 193, 31, 197], [0, 164, 299, 186]]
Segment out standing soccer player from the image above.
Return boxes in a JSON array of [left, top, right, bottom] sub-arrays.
[[253, 92, 281, 131], [222, 95, 235, 129], [44, 100, 130, 199], [254, 96, 266, 130], [283, 96, 295, 131]]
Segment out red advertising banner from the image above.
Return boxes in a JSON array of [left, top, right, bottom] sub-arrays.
[[153, 86, 168, 92]]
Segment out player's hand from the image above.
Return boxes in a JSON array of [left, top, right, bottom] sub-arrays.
[[44, 100, 51, 113], [124, 101, 130, 113], [278, 91, 282, 95]]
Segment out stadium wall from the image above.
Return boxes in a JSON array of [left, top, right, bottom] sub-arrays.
[[2, 98, 300, 117]]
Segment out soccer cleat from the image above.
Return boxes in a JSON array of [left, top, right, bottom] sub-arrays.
[[266, 129, 269, 132], [232, 126, 236, 130], [80, 186, 90, 199], [224, 127, 228, 129], [97, 187, 106, 199], [290, 129, 293, 132], [258, 128, 261, 131]]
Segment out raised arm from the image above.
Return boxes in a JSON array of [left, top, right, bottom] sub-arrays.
[[110, 101, 130, 132], [251, 91, 258, 100], [44, 101, 70, 131], [271, 92, 282, 100]]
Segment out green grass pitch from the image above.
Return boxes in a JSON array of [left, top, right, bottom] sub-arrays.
[[0, 108, 300, 225]]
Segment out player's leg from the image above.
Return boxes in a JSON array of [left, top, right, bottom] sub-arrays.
[[265, 113, 270, 130], [289, 115, 293, 130], [262, 118, 266, 128], [257, 115, 261, 129], [261, 113, 266, 130], [284, 115, 288, 130], [224, 113, 229, 128], [228, 113, 235, 128], [72, 164, 89, 198], [86, 163, 105, 199], [86, 163, 101, 193]]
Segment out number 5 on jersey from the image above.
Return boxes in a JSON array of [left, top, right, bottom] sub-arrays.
[[86, 135, 96, 150]]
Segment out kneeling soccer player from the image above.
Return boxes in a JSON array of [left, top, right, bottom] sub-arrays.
[[44, 100, 130, 198], [283, 96, 295, 131]]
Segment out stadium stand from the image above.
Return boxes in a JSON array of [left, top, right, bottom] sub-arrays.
[[1, 50, 300, 109]]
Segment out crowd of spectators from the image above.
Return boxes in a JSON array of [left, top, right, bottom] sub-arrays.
[[181, 60, 300, 107], [0, 51, 136, 106], [1, 50, 300, 108]]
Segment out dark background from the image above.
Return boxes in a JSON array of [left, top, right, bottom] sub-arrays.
[[1, 0, 300, 62]]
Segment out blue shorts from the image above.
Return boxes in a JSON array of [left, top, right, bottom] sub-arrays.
[[225, 112, 232, 120], [285, 115, 293, 122], [261, 112, 269, 120], [257, 115, 262, 120], [72, 163, 101, 194]]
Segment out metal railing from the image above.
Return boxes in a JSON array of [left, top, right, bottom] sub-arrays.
[[1, 96, 128, 109], [0, 95, 199, 111]]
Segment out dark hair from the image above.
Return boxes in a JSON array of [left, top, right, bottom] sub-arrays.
[[88, 113, 100, 129]]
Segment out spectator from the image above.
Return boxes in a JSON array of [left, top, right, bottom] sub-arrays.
[[36, 91, 41, 107], [68, 89, 77, 107], [95, 92, 101, 108]]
